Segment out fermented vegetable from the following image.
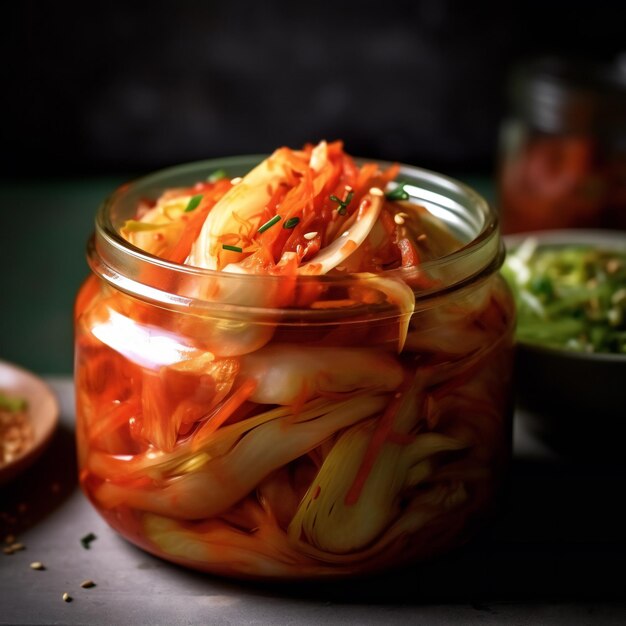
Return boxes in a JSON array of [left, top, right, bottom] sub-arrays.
[[75, 142, 514, 578]]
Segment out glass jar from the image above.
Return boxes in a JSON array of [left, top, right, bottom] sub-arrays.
[[498, 57, 626, 233], [75, 157, 515, 579]]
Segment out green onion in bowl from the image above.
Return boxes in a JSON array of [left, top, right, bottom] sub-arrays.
[[503, 236, 626, 355], [502, 230, 626, 455]]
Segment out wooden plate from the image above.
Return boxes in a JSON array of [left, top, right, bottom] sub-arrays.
[[0, 360, 59, 484]]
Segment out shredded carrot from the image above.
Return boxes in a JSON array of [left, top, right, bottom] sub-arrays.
[[88, 400, 140, 445], [191, 379, 258, 450], [139, 179, 231, 295], [164, 204, 212, 264], [355, 163, 379, 194], [344, 386, 406, 506], [397, 237, 421, 268]]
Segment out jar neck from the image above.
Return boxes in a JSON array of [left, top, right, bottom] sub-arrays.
[[89, 159, 502, 317]]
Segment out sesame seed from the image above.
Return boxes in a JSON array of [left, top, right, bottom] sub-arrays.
[[303, 232, 318, 240], [230, 177, 242, 185], [30, 561, 45, 570], [344, 185, 353, 192], [80, 579, 96, 589], [417, 234, 427, 241], [62, 592, 72, 602], [607, 259, 621, 274], [394, 214, 405, 225], [369, 187, 384, 197]]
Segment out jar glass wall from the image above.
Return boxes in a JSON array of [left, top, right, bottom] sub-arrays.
[[75, 158, 515, 579]]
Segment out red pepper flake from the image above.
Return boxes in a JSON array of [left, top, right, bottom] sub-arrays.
[[340, 239, 358, 256]]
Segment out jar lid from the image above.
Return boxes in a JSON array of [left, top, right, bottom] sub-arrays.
[[511, 57, 626, 134]]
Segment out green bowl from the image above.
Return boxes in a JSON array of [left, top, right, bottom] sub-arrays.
[[504, 230, 626, 454]]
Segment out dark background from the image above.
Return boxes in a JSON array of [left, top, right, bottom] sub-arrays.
[[3, 1, 626, 178], [1, 1, 625, 374]]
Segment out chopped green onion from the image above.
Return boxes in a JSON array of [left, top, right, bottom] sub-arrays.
[[330, 190, 354, 215], [184, 194, 203, 213], [284, 217, 300, 229], [503, 243, 626, 354], [257, 215, 281, 234], [386, 185, 409, 201], [207, 169, 228, 183], [80, 533, 97, 549], [222, 244, 243, 253]]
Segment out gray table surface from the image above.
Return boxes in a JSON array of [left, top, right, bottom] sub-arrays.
[[1, 378, 625, 626]]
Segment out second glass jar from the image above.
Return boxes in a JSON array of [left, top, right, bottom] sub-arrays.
[[498, 57, 626, 233]]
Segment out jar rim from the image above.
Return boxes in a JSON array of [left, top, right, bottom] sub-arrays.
[[90, 156, 502, 314]]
